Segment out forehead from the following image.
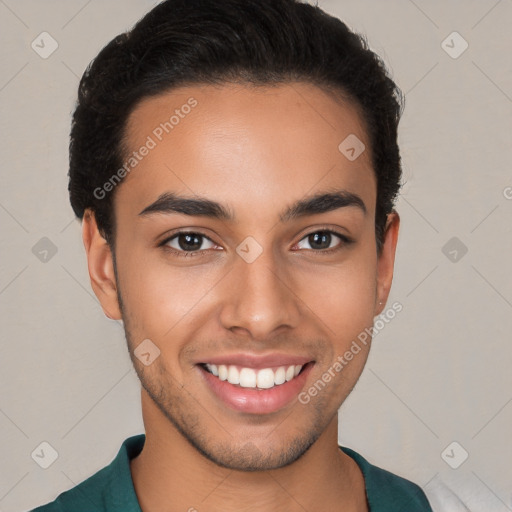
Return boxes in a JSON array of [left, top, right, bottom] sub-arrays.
[[116, 82, 375, 221]]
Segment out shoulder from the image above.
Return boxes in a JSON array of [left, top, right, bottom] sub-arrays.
[[28, 462, 115, 512], [341, 446, 433, 512], [28, 434, 145, 512]]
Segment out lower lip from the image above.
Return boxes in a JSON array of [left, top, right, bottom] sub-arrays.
[[199, 363, 313, 414]]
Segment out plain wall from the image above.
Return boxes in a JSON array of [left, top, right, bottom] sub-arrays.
[[0, 1, 511, 511]]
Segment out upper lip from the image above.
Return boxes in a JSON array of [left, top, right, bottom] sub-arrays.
[[197, 353, 313, 369]]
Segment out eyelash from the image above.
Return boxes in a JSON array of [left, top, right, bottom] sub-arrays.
[[159, 228, 353, 259]]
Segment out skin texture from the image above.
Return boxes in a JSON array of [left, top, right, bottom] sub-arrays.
[[82, 82, 400, 511]]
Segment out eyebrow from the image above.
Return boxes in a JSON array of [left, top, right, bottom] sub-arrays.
[[138, 189, 367, 222]]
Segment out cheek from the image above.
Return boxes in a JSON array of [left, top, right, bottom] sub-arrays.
[[116, 246, 219, 338], [297, 251, 377, 341]]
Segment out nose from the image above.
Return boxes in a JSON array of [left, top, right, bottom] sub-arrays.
[[218, 242, 301, 340]]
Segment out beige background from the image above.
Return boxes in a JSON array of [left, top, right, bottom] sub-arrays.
[[0, 1, 511, 511]]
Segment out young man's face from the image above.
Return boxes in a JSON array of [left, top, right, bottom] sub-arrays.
[[84, 82, 399, 470]]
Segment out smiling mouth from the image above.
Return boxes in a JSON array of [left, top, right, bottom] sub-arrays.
[[200, 362, 311, 390]]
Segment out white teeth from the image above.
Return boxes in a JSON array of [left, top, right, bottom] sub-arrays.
[[205, 363, 218, 376], [228, 365, 240, 385], [274, 367, 286, 385], [204, 363, 304, 389], [256, 368, 275, 389], [218, 364, 228, 381], [239, 368, 256, 388]]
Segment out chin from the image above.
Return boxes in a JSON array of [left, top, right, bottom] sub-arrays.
[[195, 434, 319, 472]]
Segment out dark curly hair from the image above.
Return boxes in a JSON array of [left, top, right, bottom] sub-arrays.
[[68, 0, 404, 254]]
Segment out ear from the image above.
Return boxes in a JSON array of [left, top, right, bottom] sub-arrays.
[[82, 209, 122, 320], [375, 211, 400, 316]]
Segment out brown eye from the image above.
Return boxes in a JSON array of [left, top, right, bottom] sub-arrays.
[[162, 231, 217, 256], [307, 231, 334, 250], [175, 233, 204, 251], [296, 230, 349, 252]]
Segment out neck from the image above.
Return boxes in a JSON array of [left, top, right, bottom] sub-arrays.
[[130, 390, 368, 512]]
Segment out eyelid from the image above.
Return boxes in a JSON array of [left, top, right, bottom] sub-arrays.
[[296, 224, 352, 243], [159, 230, 219, 253]]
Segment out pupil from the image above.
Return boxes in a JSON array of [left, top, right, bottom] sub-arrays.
[[179, 233, 202, 251], [309, 231, 331, 250]]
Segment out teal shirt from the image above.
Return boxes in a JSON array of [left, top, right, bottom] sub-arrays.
[[30, 434, 432, 511]]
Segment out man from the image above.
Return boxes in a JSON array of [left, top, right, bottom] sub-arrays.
[[32, 0, 432, 510]]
